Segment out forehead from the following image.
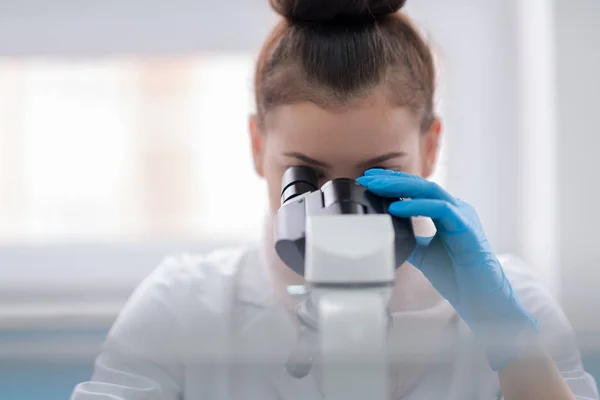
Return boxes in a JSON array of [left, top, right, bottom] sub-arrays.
[[264, 96, 421, 154]]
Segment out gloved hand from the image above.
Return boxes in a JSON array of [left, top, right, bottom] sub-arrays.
[[356, 169, 539, 370]]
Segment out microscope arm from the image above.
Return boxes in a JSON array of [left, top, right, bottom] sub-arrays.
[[305, 214, 395, 400]]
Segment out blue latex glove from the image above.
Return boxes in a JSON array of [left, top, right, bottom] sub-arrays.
[[356, 169, 539, 370]]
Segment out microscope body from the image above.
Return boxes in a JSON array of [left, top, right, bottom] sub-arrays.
[[274, 166, 417, 400], [307, 215, 395, 400], [275, 166, 416, 277]]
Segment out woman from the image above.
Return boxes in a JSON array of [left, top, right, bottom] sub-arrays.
[[72, 0, 598, 399]]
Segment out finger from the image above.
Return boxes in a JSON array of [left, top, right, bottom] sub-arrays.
[[363, 168, 399, 176], [357, 175, 456, 204], [388, 199, 468, 234]]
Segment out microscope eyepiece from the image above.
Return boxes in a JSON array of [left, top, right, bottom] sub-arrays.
[[275, 165, 416, 276], [281, 166, 319, 204], [321, 178, 366, 214]]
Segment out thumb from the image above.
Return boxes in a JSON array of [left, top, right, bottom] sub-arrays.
[[407, 236, 431, 269], [408, 235, 458, 303]]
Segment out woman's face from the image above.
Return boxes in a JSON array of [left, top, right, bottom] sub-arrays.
[[250, 91, 441, 215]]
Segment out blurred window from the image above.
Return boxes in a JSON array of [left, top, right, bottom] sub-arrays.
[[0, 55, 445, 244], [0, 55, 268, 243]]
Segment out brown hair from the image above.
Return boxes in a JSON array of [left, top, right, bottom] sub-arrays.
[[255, 0, 437, 132]]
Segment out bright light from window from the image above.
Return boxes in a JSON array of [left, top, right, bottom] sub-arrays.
[[20, 63, 135, 239], [189, 55, 268, 241], [0, 55, 445, 244], [0, 56, 266, 243]]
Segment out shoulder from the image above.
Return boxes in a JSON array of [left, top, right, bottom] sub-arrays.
[[152, 245, 253, 285], [151, 246, 252, 292], [497, 254, 567, 330], [498, 254, 599, 398], [148, 246, 254, 293], [136, 244, 265, 312], [106, 244, 265, 350], [495, 255, 576, 364], [498, 255, 577, 365], [497, 254, 550, 293]]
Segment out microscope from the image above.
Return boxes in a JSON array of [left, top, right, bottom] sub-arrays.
[[274, 166, 416, 400]]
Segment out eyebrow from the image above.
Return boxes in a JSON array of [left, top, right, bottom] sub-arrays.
[[283, 151, 407, 169], [356, 152, 407, 169], [284, 152, 331, 168]]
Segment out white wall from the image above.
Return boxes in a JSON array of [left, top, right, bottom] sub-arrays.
[[0, 0, 277, 55], [515, 0, 559, 295], [407, 1, 522, 258], [555, 0, 600, 336]]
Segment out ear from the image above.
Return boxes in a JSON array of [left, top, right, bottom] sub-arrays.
[[421, 118, 442, 179], [249, 114, 265, 178]]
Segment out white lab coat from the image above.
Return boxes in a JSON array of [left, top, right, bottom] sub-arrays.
[[71, 244, 598, 400]]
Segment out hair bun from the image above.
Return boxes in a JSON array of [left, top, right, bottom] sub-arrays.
[[270, 0, 407, 23]]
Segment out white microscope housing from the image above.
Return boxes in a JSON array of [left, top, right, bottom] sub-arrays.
[[306, 214, 395, 400], [274, 166, 416, 400]]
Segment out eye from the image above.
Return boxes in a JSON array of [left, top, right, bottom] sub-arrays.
[[287, 165, 326, 179]]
